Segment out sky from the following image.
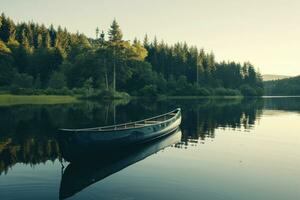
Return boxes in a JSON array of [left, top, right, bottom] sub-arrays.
[[1, 0, 300, 76]]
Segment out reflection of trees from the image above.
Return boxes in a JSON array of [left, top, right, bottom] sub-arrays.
[[0, 137, 60, 175], [0, 98, 270, 174], [0, 100, 130, 137], [103, 98, 264, 147], [179, 98, 264, 146], [0, 100, 128, 175], [264, 97, 300, 112]]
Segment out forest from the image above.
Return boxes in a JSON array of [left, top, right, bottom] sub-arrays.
[[264, 76, 300, 96], [0, 13, 264, 98]]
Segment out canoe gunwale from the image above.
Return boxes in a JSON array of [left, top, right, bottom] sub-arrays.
[[60, 108, 181, 133]]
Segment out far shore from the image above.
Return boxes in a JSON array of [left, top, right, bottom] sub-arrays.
[[155, 95, 244, 100], [0, 94, 258, 107], [5, 93, 299, 107], [0, 94, 78, 106]]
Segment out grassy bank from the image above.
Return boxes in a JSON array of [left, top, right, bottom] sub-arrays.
[[0, 94, 78, 106], [0, 93, 250, 107]]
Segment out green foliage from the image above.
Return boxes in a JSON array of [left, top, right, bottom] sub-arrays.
[[195, 87, 211, 96], [83, 77, 94, 96], [0, 13, 264, 98], [264, 76, 300, 96], [240, 85, 258, 96], [48, 72, 67, 89], [12, 73, 34, 88], [84, 89, 130, 100], [0, 41, 16, 86], [213, 87, 241, 96], [34, 74, 41, 89], [0, 63, 16, 86], [0, 39, 11, 53], [139, 85, 158, 97], [0, 13, 15, 43], [108, 19, 123, 42], [130, 40, 148, 61], [104, 90, 130, 99], [9, 87, 74, 95]]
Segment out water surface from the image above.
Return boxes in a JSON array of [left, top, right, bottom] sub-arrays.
[[0, 98, 299, 200]]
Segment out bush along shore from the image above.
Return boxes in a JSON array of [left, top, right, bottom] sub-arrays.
[[0, 13, 264, 99]]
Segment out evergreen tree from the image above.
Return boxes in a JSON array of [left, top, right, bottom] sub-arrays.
[[108, 19, 123, 92], [99, 30, 105, 45], [42, 32, 51, 49], [143, 34, 149, 48], [37, 34, 43, 48], [49, 24, 56, 47], [108, 19, 123, 42], [95, 27, 99, 39], [0, 14, 15, 42], [0, 40, 16, 86]]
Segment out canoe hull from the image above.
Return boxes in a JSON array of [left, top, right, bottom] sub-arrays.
[[58, 111, 181, 162], [61, 115, 180, 142]]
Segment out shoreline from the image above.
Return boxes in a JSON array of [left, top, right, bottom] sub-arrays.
[[2, 94, 297, 106], [0, 94, 78, 106]]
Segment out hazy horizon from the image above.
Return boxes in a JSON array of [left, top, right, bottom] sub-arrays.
[[1, 0, 300, 76]]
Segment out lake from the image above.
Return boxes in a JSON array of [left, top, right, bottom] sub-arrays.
[[0, 97, 299, 200]]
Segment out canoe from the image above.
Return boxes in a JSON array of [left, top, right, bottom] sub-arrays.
[[58, 108, 181, 152], [59, 128, 182, 200]]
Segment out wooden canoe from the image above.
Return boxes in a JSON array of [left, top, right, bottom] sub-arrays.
[[58, 108, 181, 150]]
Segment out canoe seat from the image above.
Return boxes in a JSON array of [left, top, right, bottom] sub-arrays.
[[135, 123, 145, 126], [145, 121, 158, 124]]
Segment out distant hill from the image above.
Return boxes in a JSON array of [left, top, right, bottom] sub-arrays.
[[264, 76, 300, 96], [262, 74, 291, 81]]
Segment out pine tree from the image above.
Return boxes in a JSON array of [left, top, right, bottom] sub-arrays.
[[143, 34, 149, 48], [20, 30, 31, 53], [153, 36, 158, 48], [96, 27, 99, 39], [37, 34, 43, 48], [99, 30, 105, 45], [108, 19, 123, 42], [49, 24, 56, 47], [133, 37, 138, 45], [43, 32, 51, 49], [0, 14, 16, 42], [108, 19, 123, 92]]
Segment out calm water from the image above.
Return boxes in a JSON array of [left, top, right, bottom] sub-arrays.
[[0, 98, 299, 200]]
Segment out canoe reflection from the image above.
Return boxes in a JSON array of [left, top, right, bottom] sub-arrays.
[[59, 129, 182, 200]]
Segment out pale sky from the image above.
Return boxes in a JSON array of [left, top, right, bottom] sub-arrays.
[[1, 0, 300, 76]]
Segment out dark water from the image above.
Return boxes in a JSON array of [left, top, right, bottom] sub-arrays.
[[0, 97, 299, 200]]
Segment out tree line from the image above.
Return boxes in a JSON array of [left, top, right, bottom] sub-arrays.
[[0, 13, 263, 97], [264, 76, 300, 96]]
